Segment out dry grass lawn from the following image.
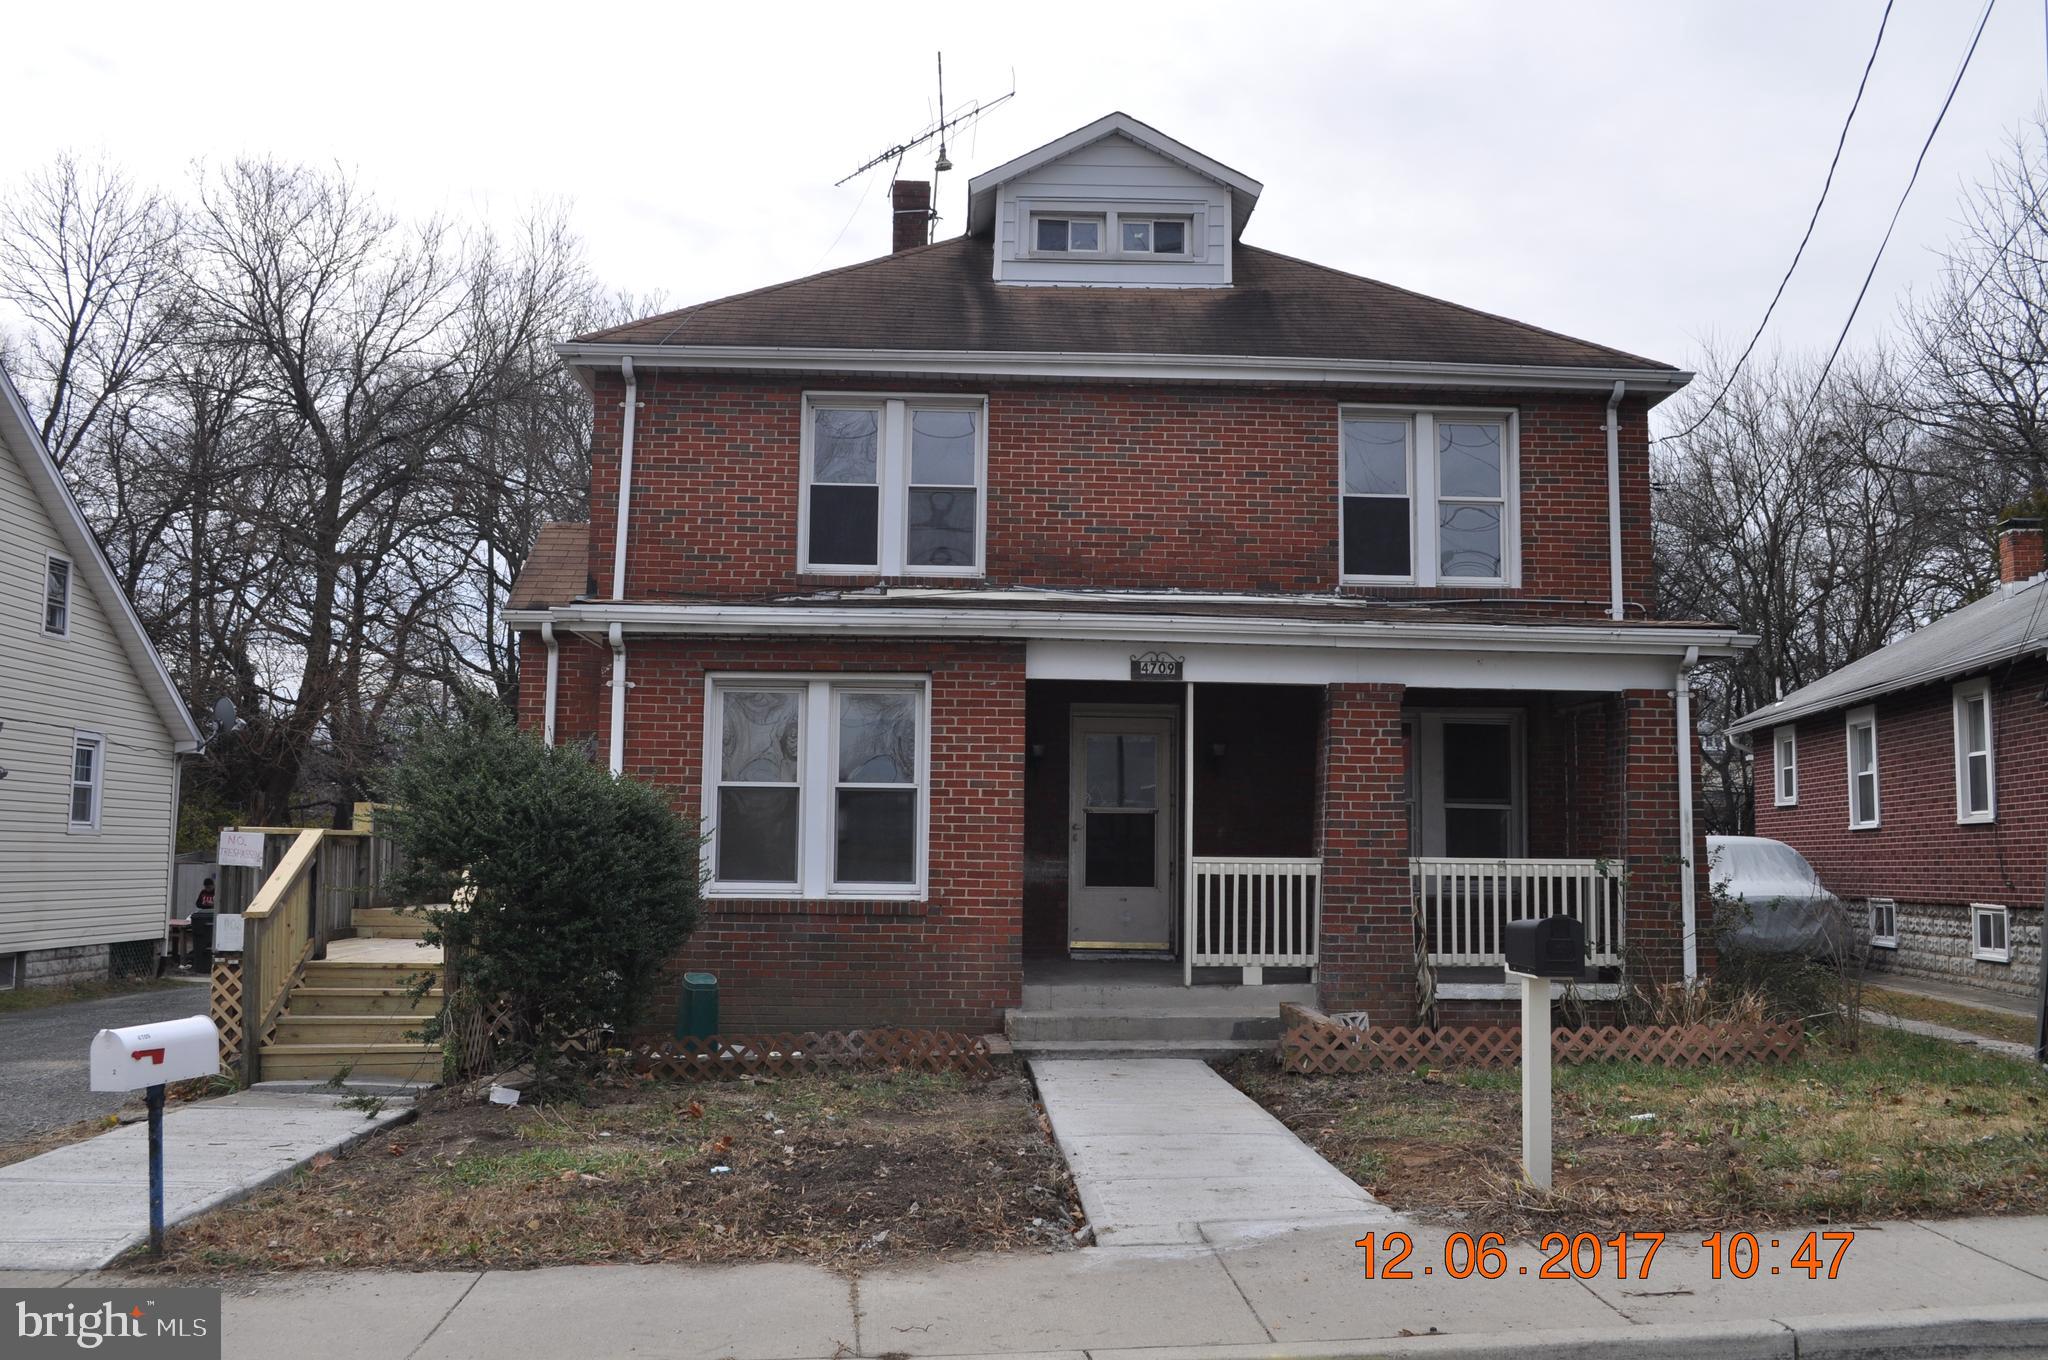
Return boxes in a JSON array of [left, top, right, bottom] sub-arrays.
[[1867, 986, 2038, 1048], [146, 1068, 1080, 1273], [1226, 1026, 2048, 1235]]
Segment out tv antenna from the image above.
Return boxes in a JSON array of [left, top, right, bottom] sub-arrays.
[[834, 54, 1015, 244]]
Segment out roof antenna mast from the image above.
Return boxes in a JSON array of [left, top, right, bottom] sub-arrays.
[[834, 55, 1017, 244]]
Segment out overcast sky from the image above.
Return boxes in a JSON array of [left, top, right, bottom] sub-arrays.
[[4, 1, 2043, 410]]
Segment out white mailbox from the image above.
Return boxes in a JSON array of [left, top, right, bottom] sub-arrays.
[[90, 1015, 220, 1091]]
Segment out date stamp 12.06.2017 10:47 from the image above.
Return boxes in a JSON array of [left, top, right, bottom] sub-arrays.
[[1356, 1230, 1856, 1282]]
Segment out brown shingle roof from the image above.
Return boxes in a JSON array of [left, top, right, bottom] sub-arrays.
[[573, 237, 1676, 373], [508, 522, 591, 610]]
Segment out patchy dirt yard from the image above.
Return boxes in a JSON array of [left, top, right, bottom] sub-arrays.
[[1225, 1026, 2048, 1236], [149, 1068, 1080, 1273]]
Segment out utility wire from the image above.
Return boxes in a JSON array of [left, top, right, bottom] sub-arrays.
[[1799, 0, 1999, 423], [1657, 0, 1897, 446]]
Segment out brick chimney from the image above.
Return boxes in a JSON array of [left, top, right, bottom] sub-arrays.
[[1998, 514, 2045, 583], [891, 180, 932, 253]]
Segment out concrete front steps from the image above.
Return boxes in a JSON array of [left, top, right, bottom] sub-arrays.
[[259, 946, 443, 1083], [1006, 976, 1315, 1060]]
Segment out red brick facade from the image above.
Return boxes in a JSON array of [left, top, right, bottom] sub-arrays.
[[1751, 660, 2044, 995], [581, 371, 1658, 616]]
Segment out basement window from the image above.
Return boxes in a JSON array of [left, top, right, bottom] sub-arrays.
[[1972, 903, 2011, 963], [1868, 898, 1897, 949], [704, 676, 929, 900]]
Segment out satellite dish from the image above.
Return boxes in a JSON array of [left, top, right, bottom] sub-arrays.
[[211, 697, 239, 730]]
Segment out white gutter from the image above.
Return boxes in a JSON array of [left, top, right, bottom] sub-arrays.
[[1676, 644, 1700, 982], [611, 357, 637, 599], [506, 602, 1755, 659], [607, 622, 627, 776], [1606, 381, 1626, 622], [556, 342, 1693, 397], [540, 620, 560, 748]]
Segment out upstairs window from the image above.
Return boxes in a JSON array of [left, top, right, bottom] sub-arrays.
[[801, 396, 985, 576], [70, 731, 102, 831], [1339, 407, 1517, 586], [1772, 725, 1798, 806], [1952, 678, 1995, 823], [1034, 216, 1101, 252], [1120, 218, 1189, 255], [1846, 706, 1880, 829], [44, 554, 71, 636]]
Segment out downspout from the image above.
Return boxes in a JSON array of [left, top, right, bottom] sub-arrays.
[[608, 623, 627, 777], [540, 620, 560, 748], [608, 357, 637, 777], [1676, 644, 1700, 981], [1606, 381, 1626, 622]]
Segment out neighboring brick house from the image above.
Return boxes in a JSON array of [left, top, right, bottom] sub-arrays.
[[1732, 519, 2046, 1002], [505, 113, 1750, 1042]]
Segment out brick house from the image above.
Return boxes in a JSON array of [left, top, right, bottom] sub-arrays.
[[1732, 518, 2046, 1002], [504, 113, 1749, 1046]]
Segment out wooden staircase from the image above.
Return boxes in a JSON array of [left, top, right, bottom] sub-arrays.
[[258, 908, 444, 1083]]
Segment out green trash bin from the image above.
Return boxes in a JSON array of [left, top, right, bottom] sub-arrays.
[[676, 972, 719, 1042]]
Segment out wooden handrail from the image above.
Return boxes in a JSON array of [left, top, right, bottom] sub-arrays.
[[244, 828, 323, 919]]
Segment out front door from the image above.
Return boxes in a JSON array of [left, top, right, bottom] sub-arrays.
[[1068, 710, 1175, 952]]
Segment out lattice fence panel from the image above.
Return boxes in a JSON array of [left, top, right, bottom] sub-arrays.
[[635, 1029, 997, 1081], [209, 958, 244, 1068], [1282, 1020, 1803, 1075]]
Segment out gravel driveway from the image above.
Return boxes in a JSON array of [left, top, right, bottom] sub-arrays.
[[0, 982, 212, 1142]]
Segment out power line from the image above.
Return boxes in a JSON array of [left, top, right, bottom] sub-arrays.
[[1800, 0, 1999, 423], [1657, 0, 1897, 446]]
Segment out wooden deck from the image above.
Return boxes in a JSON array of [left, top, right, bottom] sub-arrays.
[[324, 936, 443, 964]]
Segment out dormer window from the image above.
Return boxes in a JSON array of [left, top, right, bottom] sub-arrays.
[[1121, 218, 1188, 255], [1034, 217, 1102, 252]]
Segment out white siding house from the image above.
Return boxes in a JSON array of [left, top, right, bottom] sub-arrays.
[[0, 368, 199, 988]]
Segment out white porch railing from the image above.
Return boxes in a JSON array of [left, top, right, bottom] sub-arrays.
[[1187, 857, 1321, 981], [1412, 857, 1623, 969]]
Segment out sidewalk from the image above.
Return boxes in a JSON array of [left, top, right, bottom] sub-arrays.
[[12, 1214, 2045, 1358], [0, 1089, 413, 1270]]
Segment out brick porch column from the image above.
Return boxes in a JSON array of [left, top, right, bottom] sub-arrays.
[[1618, 688, 1714, 988], [1316, 682, 1413, 1021]]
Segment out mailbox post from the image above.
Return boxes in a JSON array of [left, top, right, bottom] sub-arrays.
[[1502, 917, 1586, 1193], [90, 1015, 219, 1256]]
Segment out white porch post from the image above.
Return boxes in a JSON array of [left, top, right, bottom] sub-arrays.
[[1676, 647, 1700, 981], [1183, 680, 1195, 988]]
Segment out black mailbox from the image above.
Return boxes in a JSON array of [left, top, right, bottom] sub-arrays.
[[1503, 916, 1586, 979]]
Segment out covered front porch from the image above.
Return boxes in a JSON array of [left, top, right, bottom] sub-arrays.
[[1021, 674, 1685, 1022]]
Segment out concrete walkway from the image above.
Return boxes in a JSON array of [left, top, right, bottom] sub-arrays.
[[1030, 1058, 1396, 1246], [1863, 1008, 2040, 1062], [1869, 973, 2034, 1016], [8, 1214, 2045, 1358], [0, 1089, 413, 1269]]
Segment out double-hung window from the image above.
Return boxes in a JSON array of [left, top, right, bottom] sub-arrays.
[[1772, 725, 1798, 806], [801, 396, 985, 576], [1845, 706, 1879, 829], [44, 554, 71, 636], [705, 676, 928, 899], [69, 731, 103, 832], [1339, 407, 1516, 585], [1952, 679, 1994, 822]]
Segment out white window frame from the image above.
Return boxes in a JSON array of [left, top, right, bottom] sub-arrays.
[[44, 552, 72, 637], [69, 730, 103, 833], [1952, 678, 1995, 824], [1411, 709, 1526, 858], [1845, 705, 1880, 829], [1029, 214, 1105, 255], [701, 674, 931, 901], [1971, 902, 2011, 963], [1337, 405, 1520, 588], [798, 394, 987, 579], [1868, 897, 1897, 949], [1772, 724, 1798, 806]]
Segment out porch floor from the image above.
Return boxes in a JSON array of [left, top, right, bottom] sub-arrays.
[[323, 936, 443, 965], [1024, 957, 1312, 989]]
